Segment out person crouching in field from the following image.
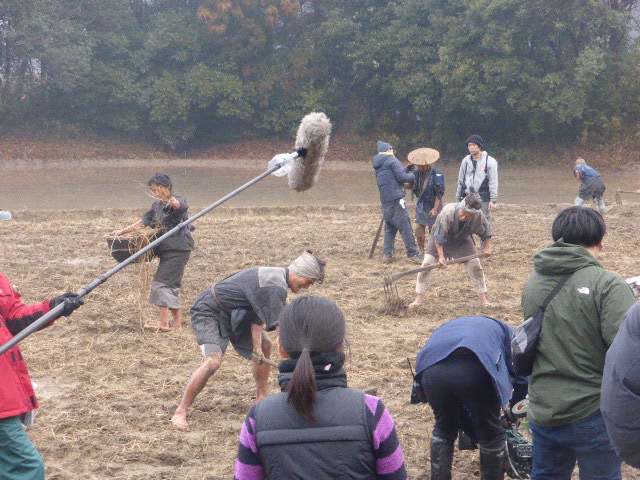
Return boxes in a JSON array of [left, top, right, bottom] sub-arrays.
[[412, 316, 528, 480], [408, 148, 445, 255], [111, 173, 194, 331], [410, 193, 492, 307], [1, 211, 84, 480], [234, 296, 408, 480], [171, 251, 325, 430], [574, 158, 607, 214]]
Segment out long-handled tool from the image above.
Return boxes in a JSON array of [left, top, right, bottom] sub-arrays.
[[368, 217, 385, 259], [0, 112, 332, 356], [383, 252, 486, 309], [615, 189, 638, 205]]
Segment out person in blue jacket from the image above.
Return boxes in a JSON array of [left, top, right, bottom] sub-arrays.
[[574, 158, 606, 214], [413, 316, 528, 480], [408, 148, 445, 254], [372, 141, 422, 264]]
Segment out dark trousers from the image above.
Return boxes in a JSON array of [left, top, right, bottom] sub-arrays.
[[381, 198, 419, 257], [420, 353, 504, 448]]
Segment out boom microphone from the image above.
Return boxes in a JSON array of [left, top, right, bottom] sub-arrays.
[[0, 112, 333, 355], [288, 112, 331, 192]]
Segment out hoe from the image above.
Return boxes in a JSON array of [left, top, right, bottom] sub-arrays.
[[383, 253, 486, 309]]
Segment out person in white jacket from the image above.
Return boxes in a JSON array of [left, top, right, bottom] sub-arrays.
[[455, 135, 498, 224]]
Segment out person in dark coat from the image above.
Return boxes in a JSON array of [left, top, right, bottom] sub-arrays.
[[372, 141, 422, 264], [234, 296, 408, 480], [413, 315, 527, 480], [111, 173, 194, 331], [408, 148, 445, 254], [602, 302, 640, 468]]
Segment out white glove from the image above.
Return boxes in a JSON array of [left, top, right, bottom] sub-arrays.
[[268, 152, 298, 177]]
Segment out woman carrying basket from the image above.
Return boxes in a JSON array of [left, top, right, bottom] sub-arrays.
[[111, 173, 195, 331]]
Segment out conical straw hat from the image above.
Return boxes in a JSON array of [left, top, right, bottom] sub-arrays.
[[408, 148, 440, 165]]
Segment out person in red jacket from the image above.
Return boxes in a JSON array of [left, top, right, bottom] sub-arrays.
[[0, 268, 83, 479]]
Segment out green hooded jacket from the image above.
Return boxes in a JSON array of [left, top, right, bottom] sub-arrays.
[[522, 240, 636, 427]]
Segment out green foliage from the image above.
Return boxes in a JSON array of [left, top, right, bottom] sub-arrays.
[[1, 0, 639, 150]]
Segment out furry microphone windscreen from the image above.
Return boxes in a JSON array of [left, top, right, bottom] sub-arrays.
[[288, 112, 332, 192]]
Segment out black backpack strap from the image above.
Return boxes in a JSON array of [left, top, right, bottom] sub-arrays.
[[540, 273, 573, 311]]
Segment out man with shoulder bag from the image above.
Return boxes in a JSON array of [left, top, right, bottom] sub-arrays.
[[519, 206, 635, 480]]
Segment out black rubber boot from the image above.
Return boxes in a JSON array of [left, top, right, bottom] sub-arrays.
[[479, 445, 505, 480], [430, 435, 454, 480]]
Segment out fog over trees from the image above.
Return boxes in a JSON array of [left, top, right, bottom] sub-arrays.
[[1, 0, 639, 151]]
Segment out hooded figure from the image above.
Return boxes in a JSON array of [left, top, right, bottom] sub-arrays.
[[601, 302, 640, 467], [372, 141, 422, 264]]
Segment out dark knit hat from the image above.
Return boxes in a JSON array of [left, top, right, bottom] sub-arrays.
[[377, 141, 394, 153], [147, 172, 172, 190], [466, 135, 484, 148]]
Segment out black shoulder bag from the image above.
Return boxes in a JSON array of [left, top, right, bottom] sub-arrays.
[[511, 273, 573, 376]]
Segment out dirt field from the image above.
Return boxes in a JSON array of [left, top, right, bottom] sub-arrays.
[[2, 201, 639, 479]]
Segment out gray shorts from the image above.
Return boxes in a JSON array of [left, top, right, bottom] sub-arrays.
[[189, 289, 253, 360]]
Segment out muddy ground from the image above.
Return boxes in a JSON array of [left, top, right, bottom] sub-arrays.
[[1, 201, 639, 479]]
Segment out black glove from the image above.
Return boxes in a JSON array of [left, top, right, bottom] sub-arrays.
[[405, 164, 416, 172], [51, 292, 84, 317]]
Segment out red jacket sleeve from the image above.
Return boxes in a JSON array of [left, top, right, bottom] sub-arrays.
[[0, 273, 53, 336]]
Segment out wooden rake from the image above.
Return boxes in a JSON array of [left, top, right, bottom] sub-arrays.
[[615, 189, 638, 205], [383, 252, 486, 309]]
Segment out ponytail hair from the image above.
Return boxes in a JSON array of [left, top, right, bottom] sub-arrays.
[[279, 296, 346, 422]]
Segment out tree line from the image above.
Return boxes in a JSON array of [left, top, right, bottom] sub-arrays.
[[1, 0, 639, 152]]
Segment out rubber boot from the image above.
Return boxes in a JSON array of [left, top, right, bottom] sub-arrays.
[[416, 235, 425, 256], [597, 198, 607, 214], [479, 445, 505, 480], [430, 435, 454, 480]]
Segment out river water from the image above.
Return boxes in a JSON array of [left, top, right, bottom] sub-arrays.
[[0, 159, 637, 211]]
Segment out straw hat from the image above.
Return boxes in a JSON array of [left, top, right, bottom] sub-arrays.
[[408, 148, 440, 166]]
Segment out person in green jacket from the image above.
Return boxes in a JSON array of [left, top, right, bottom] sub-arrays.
[[521, 206, 636, 480]]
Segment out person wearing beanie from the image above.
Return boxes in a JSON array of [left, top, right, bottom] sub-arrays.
[[170, 251, 325, 430], [372, 141, 422, 264], [573, 158, 607, 214], [456, 135, 499, 224]]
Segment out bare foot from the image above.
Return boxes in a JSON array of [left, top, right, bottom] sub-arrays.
[[478, 293, 491, 307], [144, 322, 171, 332], [409, 294, 425, 308], [170, 413, 189, 430]]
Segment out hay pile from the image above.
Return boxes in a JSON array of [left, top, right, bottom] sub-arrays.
[[2, 203, 639, 479]]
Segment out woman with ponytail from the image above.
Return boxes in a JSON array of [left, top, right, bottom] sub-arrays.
[[234, 296, 408, 480]]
